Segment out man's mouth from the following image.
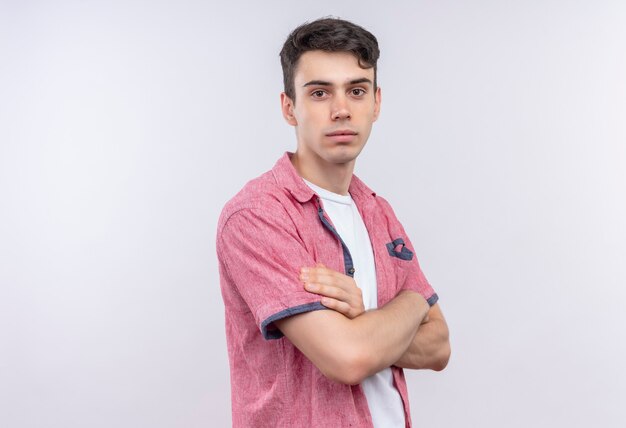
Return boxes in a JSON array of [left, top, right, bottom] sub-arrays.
[[326, 129, 358, 137], [325, 129, 358, 143]]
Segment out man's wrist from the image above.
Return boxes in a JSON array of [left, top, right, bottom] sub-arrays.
[[396, 290, 430, 320]]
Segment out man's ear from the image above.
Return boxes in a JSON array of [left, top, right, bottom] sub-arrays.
[[280, 92, 298, 126], [372, 86, 382, 122]]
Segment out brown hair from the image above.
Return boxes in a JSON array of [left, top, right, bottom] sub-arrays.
[[279, 17, 380, 102]]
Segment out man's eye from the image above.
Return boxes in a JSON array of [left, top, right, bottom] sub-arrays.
[[351, 88, 366, 96], [312, 90, 326, 98]]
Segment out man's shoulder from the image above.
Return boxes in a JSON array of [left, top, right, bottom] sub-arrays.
[[217, 168, 292, 236], [219, 171, 273, 217]]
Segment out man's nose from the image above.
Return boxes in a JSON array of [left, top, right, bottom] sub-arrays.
[[331, 95, 351, 120]]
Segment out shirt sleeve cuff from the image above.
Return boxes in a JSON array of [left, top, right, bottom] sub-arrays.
[[426, 293, 439, 307], [260, 301, 327, 340]]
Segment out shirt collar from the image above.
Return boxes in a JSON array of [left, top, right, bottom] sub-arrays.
[[271, 151, 376, 204]]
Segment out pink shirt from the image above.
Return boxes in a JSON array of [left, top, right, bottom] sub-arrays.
[[217, 152, 438, 427]]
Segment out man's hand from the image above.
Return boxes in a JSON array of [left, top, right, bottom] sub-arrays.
[[300, 263, 365, 319]]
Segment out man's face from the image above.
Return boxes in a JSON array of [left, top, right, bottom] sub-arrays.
[[281, 50, 381, 167]]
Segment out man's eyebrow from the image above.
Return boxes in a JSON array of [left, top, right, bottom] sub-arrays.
[[303, 80, 332, 87], [348, 78, 373, 85], [302, 78, 373, 87]]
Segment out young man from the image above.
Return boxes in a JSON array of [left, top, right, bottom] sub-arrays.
[[217, 17, 450, 427]]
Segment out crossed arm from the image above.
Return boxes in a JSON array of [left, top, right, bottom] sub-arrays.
[[275, 264, 450, 385]]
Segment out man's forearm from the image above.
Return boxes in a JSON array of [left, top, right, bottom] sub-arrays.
[[346, 290, 430, 377], [276, 290, 429, 385], [393, 305, 450, 370]]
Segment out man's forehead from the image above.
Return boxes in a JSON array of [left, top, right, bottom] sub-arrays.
[[293, 50, 374, 86]]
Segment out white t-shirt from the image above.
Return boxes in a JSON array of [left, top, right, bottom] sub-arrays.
[[304, 179, 406, 428]]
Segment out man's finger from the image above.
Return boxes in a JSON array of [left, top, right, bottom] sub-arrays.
[[301, 270, 336, 285], [320, 297, 353, 318], [302, 269, 353, 288], [304, 282, 348, 301], [301, 265, 348, 283]]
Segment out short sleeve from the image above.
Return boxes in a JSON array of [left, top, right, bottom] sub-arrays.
[[379, 197, 439, 307], [217, 206, 325, 340], [398, 233, 439, 306]]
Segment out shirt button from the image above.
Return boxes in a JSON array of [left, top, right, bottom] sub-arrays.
[[348, 267, 355, 274]]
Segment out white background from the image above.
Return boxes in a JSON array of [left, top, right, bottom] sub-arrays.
[[1, 1, 625, 427]]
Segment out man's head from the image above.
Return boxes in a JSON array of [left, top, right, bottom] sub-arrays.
[[280, 17, 380, 103], [278, 18, 382, 171]]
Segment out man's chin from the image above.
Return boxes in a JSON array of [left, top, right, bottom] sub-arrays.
[[323, 145, 363, 165]]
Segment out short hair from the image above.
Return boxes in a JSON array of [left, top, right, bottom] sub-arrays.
[[279, 17, 380, 102]]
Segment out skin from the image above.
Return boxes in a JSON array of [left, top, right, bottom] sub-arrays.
[[302, 262, 365, 319], [275, 50, 450, 384], [301, 265, 451, 371], [280, 50, 381, 195]]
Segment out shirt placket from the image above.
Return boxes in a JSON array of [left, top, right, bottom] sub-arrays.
[[313, 196, 356, 278]]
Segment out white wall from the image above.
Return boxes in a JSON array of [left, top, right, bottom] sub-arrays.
[[1, 1, 624, 427]]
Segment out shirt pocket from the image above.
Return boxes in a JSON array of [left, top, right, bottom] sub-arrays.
[[384, 238, 413, 296], [386, 238, 414, 262]]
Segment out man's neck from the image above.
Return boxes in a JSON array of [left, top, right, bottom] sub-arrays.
[[290, 151, 354, 196]]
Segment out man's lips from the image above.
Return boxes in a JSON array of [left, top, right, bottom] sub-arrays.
[[326, 130, 358, 143], [326, 129, 358, 137]]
